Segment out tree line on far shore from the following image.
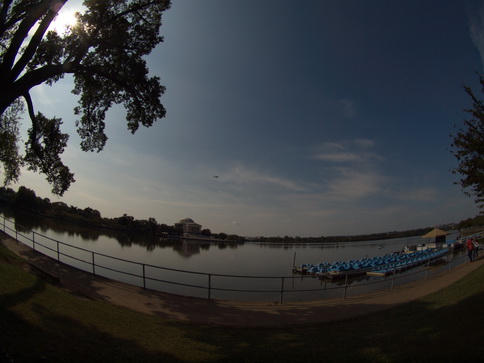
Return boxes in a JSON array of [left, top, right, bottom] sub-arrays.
[[2, 186, 482, 244], [0, 186, 236, 240]]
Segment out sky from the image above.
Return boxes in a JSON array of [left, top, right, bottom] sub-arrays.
[[12, 0, 484, 237]]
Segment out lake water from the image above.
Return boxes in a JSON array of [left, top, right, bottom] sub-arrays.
[[0, 206, 463, 301]]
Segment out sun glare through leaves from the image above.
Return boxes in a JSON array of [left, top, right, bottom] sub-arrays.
[[49, 5, 80, 34]]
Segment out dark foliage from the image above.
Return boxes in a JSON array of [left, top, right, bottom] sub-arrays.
[[451, 74, 484, 212], [0, 0, 171, 195]]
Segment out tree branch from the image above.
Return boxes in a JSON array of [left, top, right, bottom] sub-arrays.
[[76, 63, 146, 120], [0, 0, 14, 34], [12, 62, 76, 99], [23, 90, 41, 157], [0, 0, 53, 79], [110, 0, 166, 23], [0, 0, 33, 39], [11, 2, 63, 81]]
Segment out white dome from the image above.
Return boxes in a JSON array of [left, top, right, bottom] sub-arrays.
[[178, 218, 195, 224]]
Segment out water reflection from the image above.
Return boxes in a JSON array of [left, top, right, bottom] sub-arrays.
[[0, 205, 241, 258], [1, 204, 102, 241]]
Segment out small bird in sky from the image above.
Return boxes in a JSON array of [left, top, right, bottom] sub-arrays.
[[213, 176, 219, 178]]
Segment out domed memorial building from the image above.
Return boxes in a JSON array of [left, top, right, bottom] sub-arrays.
[[175, 218, 202, 235]]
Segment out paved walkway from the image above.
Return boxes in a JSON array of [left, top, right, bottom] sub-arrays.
[[1, 232, 483, 327]]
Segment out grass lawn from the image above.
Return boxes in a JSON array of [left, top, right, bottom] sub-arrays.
[[1, 241, 484, 362]]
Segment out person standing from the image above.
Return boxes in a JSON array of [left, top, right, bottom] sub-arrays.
[[473, 237, 479, 260], [467, 237, 474, 262]]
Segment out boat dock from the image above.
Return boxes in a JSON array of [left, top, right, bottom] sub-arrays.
[[293, 247, 450, 279]]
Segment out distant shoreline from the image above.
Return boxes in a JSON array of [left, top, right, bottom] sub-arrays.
[[2, 186, 479, 243]]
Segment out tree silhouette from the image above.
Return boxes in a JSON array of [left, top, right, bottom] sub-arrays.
[[451, 74, 484, 212], [0, 0, 171, 195]]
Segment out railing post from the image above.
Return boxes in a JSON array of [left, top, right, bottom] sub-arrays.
[[391, 268, 396, 290], [280, 277, 285, 304], [425, 259, 430, 279], [57, 241, 60, 261], [208, 274, 212, 301], [92, 252, 96, 274], [321, 279, 326, 291], [32, 231, 36, 250], [343, 274, 349, 299], [142, 264, 146, 290]]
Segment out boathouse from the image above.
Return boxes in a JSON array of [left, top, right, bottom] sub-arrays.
[[175, 218, 202, 234]]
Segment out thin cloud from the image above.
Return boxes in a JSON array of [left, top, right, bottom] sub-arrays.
[[324, 98, 358, 120], [313, 151, 361, 163], [395, 186, 438, 202], [338, 99, 357, 119], [226, 165, 306, 192], [312, 139, 384, 165], [353, 138, 374, 149], [469, 2, 484, 69], [310, 139, 386, 201], [326, 167, 384, 199]]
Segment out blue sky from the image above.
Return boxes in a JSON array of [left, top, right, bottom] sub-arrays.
[[15, 0, 484, 237]]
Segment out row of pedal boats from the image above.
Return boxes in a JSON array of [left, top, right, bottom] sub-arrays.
[[292, 247, 450, 279]]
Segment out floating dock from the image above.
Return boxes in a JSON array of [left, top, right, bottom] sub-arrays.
[[293, 248, 449, 279]]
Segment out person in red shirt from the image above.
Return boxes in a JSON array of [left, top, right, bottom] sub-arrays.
[[466, 238, 474, 262]]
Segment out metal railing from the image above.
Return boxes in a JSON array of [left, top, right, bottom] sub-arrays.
[[0, 215, 472, 303]]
